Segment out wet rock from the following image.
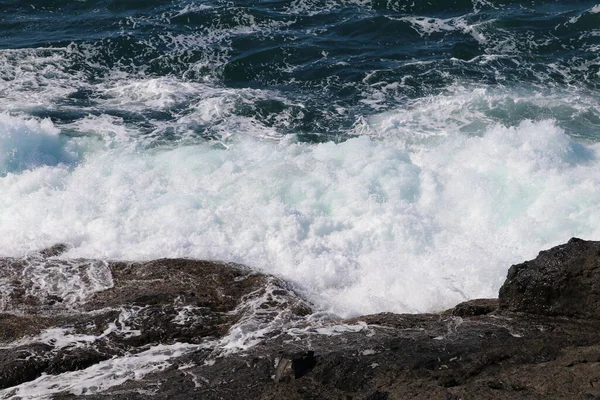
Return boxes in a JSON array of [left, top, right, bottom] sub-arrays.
[[0, 314, 55, 342], [449, 298, 498, 317], [37, 243, 69, 258], [0, 344, 51, 390], [65, 312, 600, 400], [499, 237, 600, 319], [0, 254, 311, 390], [273, 357, 294, 383], [86, 259, 267, 311], [0, 345, 114, 390], [5, 239, 600, 399], [274, 351, 318, 382]]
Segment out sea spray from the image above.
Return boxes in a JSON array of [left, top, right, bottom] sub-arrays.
[[1, 117, 598, 316]]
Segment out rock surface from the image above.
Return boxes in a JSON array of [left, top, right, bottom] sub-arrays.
[[499, 237, 600, 319], [2, 238, 600, 399], [0, 248, 310, 392]]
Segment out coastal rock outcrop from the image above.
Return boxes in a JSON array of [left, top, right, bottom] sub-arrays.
[[2, 238, 600, 399], [0, 248, 311, 392], [499, 237, 600, 319]]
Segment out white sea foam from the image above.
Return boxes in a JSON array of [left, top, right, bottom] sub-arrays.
[[399, 16, 488, 43], [0, 48, 85, 112], [1, 111, 599, 317], [284, 0, 373, 16], [0, 343, 201, 399], [0, 114, 82, 175], [364, 84, 600, 141], [0, 306, 144, 350], [0, 255, 114, 313], [24, 259, 113, 305]]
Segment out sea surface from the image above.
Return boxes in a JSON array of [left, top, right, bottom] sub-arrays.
[[1, 0, 600, 318]]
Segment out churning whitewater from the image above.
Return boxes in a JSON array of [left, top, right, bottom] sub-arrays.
[[1, 0, 600, 318]]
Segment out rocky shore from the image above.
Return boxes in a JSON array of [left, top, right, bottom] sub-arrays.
[[2, 238, 600, 399]]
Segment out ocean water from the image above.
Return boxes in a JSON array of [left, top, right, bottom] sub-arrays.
[[1, 0, 600, 318]]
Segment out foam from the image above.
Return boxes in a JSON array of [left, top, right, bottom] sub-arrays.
[[0, 343, 201, 399], [61, 75, 298, 144], [0, 114, 83, 175], [1, 115, 599, 317], [0, 48, 83, 112], [0, 255, 114, 314], [0, 306, 147, 351], [284, 0, 373, 16], [399, 16, 488, 43], [364, 84, 600, 141], [24, 258, 113, 305]]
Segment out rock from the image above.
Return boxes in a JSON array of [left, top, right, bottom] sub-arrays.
[[0, 343, 51, 390], [273, 357, 294, 383], [37, 243, 69, 258], [0, 314, 55, 342], [59, 313, 600, 400], [449, 298, 498, 317], [0, 255, 311, 389], [273, 352, 318, 383], [4, 239, 600, 399], [499, 237, 600, 319]]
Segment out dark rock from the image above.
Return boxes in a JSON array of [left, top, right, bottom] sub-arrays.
[[5, 239, 600, 399], [292, 351, 318, 379], [273, 351, 319, 383], [449, 298, 498, 317], [86, 259, 268, 311], [499, 237, 600, 319], [0, 344, 51, 390], [38, 243, 69, 258], [0, 254, 311, 389], [366, 391, 389, 400], [64, 313, 600, 400], [0, 314, 55, 342]]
